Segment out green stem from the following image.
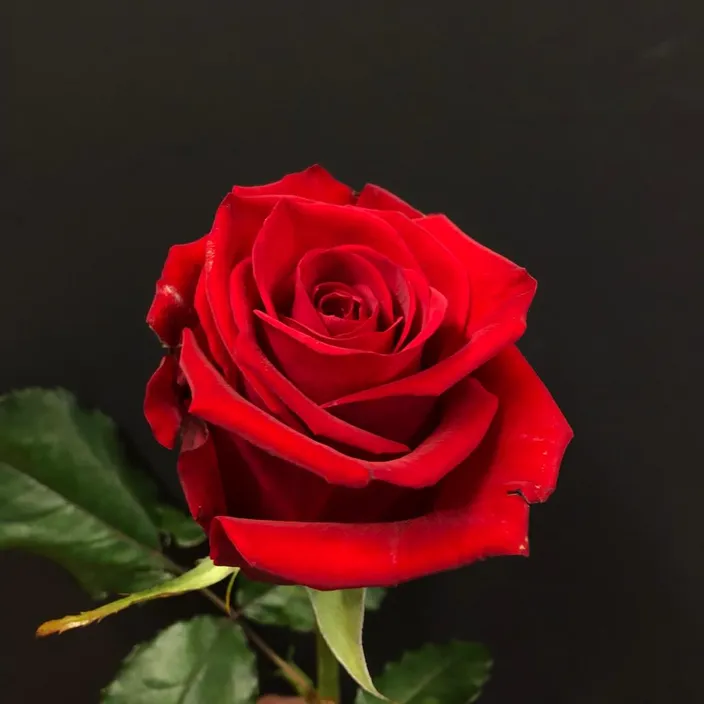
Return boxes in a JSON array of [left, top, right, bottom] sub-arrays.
[[316, 628, 341, 703]]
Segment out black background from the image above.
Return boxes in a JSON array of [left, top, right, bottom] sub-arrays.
[[4, 1, 704, 702]]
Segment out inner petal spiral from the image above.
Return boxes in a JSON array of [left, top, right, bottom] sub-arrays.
[[314, 285, 364, 320]]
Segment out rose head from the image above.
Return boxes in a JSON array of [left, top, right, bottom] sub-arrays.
[[144, 166, 572, 589]]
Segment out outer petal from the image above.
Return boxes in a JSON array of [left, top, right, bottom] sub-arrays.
[[208, 491, 528, 588], [193, 269, 234, 375], [147, 237, 206, 346], [419, 214, 534, 334], [177, 418, 227, 530], [144, 355, 183, 449], [355, 183, 423, 218], [473, 345, 573, 502], [233, 164, 353, 204], [204, 194, 273, 353]]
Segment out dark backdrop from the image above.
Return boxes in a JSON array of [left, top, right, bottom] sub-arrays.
[[5, 1, 704, 702]]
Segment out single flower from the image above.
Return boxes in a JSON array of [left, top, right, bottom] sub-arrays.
[[145, 165, 572, 589]]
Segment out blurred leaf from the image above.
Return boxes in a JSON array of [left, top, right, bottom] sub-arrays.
[[37, 558, 237, 636], [90, 422, 204, 549], [238, 579, 387, 632], [0, 388, 172, 596], [237, 577, 317, 632], [101, 616, 258, 703], [152, 504, 205, 548], [355, 641, 492, 704], [307, 588, 384, 699]]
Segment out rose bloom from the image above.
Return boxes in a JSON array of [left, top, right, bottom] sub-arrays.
[[145, 166, 572, 589]]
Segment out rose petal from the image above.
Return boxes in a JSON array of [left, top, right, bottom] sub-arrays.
[[290, 263, 330, 335], [232, 164, 353, 204], [193, 269, 235, 375], [177, 418, 227, 530], [282, 315, 402, 354], [228, 257, 259, 337], [147, 237, 206, 346], [392, 267, 424, 352], [355, 183, 423, 218], [472, 345, 574, 502], [204, 194, 273, 353], [238, 363, 308, 433], [144, 355, 183, 449], [209, 490, 528, 588], [419, 214, 534, 334]]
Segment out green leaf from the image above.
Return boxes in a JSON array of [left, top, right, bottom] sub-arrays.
[[80, 413, 205, 550], [307, 588, 384, 699], [101, 615, 258, 704], [237, 577, 317, 632], [238, 578, 387, 632], [0, 388, 173, 596], [152, 504, 206, 548], [37, 559, 237, 636], [355, 641, 492, 704]]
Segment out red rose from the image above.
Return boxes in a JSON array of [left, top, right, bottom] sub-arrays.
[[144, 166, 572, 589]]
